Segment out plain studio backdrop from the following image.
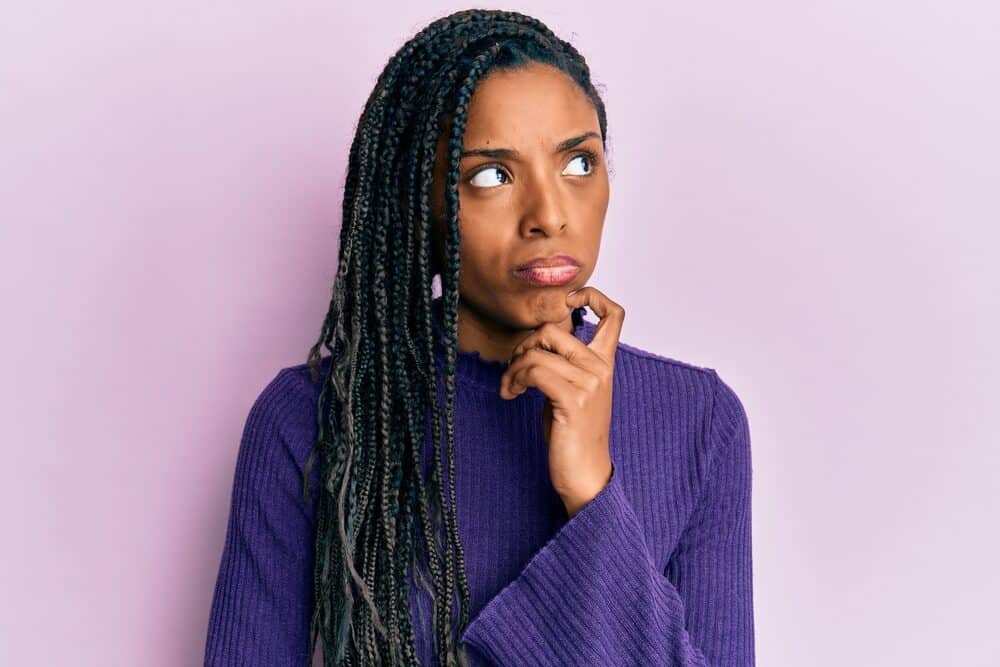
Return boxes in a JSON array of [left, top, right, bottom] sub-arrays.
[[1, 1, 997, 665]]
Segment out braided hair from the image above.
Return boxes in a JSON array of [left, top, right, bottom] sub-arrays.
[[302, 9, 609, 665]]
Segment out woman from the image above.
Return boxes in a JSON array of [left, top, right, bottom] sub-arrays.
[[205, 8, 755, 666]]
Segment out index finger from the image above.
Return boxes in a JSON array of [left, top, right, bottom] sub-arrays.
[[565, 286, 625, 363]]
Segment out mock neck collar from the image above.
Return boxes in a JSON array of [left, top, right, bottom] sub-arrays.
[[430, 296, 590, 393]]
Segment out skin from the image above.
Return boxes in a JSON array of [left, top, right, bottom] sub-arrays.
[[427, 62, 626, 517]]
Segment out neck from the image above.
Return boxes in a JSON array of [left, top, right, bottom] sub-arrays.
[[431, 295, 579, 364], [458, 297, 574, 363]]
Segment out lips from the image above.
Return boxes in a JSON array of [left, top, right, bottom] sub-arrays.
[[512, 255, 581, 287], [515, 254, 581, 270]]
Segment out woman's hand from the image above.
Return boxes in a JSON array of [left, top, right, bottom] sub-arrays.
[[499, 286, 625, 518]]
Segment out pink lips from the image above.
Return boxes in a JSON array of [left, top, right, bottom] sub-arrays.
[[513, 255, 581, 287]]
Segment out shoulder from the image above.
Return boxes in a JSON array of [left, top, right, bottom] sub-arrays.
[[579, 317, 717, 397], [579, 318, 750, 471], [251, 361, 324, 419], [578, 317, 712, 374], [265, 358, 327, 402], [239, 359, 328, 466]]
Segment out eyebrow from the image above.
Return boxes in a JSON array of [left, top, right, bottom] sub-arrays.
[[460, 131, 601, 160]]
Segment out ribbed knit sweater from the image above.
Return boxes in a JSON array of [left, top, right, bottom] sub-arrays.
[[204, 300, 756, 666]]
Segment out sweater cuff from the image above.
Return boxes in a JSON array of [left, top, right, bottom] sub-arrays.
[[459, 464, 673, 665]]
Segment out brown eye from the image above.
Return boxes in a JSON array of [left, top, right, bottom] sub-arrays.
[[468, 165, 511, 188], [563, 152, 595, 176]]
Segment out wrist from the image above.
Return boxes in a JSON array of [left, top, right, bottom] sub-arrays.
[[562, 463, 614, 518]]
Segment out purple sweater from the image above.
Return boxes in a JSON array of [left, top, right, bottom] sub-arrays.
[[204, 303, 756, 665]]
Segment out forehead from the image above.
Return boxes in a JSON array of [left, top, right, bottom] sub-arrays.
[[463, 62, 598, 145]]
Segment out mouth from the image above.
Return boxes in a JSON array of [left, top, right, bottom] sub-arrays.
[[512, 264, 581, 286], [515, 254, 581, 270], [513, 254, 582, 287]]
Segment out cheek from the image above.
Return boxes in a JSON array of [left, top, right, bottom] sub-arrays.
[[459, 229, 504, 273], [565, 184, 608, 228], [581, 180, 610, 230], [583, 176, 610, 208], [457, 219, 510, 280]]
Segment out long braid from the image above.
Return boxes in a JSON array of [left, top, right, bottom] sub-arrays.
[[304, 9, 609, 665]]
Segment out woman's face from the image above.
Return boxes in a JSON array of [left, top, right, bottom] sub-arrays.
[[429, 61, 610, 348]]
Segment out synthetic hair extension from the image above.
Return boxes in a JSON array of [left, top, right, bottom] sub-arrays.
[[301, 8, 609, 665]]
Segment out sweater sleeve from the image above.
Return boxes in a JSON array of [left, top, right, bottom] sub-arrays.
[[204, 369, 319, 667], [459, 369, 755, 666]]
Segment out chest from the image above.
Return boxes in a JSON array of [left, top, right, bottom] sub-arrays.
[[408, 384, 702, 655]]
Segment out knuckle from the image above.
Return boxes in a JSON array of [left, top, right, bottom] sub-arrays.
[[524, 348, 544, 362], [539, 322, 561, 335]]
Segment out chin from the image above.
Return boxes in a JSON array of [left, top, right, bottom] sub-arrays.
[[522, 295, 574, 322]]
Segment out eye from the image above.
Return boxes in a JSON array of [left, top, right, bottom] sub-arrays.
[[563, 150, 598, 176], [468, 164, 511, 189]]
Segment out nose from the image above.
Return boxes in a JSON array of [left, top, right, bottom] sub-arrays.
[[518, 172, 568, 237]]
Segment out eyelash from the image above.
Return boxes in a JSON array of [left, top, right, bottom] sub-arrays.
[[466, 149, 600, 185]]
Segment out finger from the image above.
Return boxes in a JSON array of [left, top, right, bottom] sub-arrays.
[[565, 286, 625, 363], [503, 347, 593, 397], [504, 353, 588, 403], [510, 322, 604, 375], [502, 347, 595, 399]]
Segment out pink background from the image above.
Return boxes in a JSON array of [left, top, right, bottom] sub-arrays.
[[2, 1, 997, 665]]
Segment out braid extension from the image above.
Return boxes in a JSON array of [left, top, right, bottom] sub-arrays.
[[303, 8, 609, 666]]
